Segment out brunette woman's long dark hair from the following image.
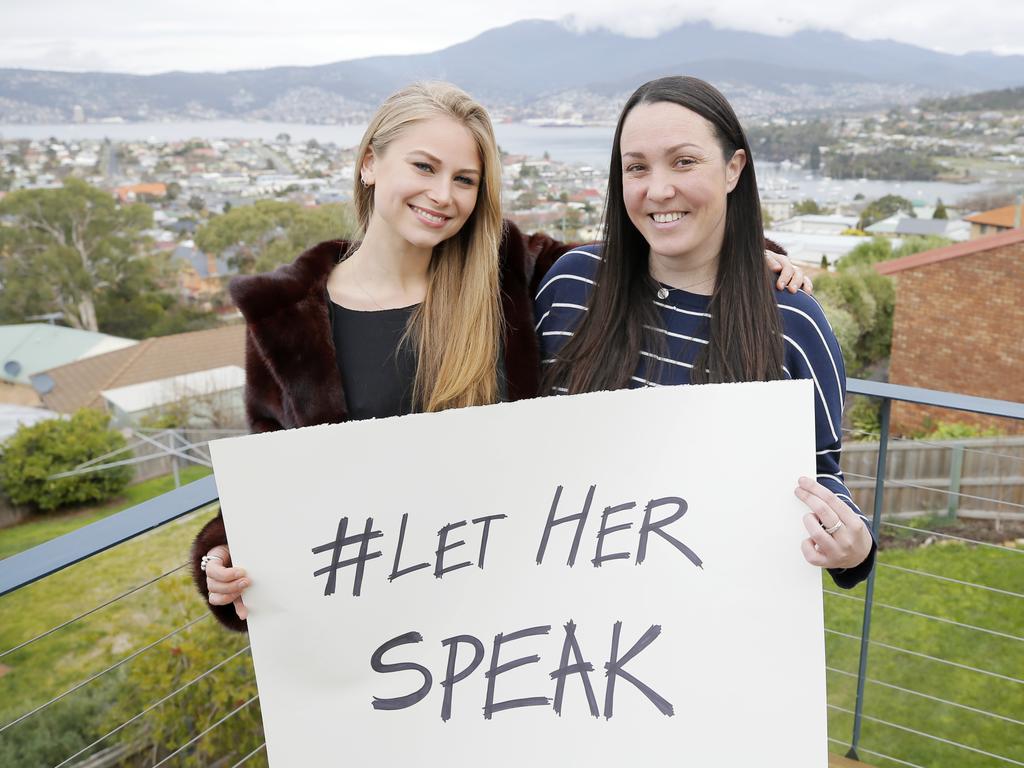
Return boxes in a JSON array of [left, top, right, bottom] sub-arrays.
[[545, 76, 784, 392]]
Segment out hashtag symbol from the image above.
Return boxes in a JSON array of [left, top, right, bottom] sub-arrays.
[[312, 516, 383, 597]]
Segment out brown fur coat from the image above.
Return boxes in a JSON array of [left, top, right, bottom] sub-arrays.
[[191, 221, 572, 631]]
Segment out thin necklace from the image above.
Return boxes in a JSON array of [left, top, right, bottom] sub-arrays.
[[655, 275, 715, 299], [342, 248, 387, 311], [354, 273, 385, 310]]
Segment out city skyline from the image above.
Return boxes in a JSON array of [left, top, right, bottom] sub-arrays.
[[1, 0, 1022, 75]]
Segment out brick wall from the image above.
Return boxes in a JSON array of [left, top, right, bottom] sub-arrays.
[[888, 241, 1024, 434]]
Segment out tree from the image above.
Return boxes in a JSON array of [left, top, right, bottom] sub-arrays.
[[793, 199, 824, 216], [857, 194, 916, 230], [814, 235, 951, 372], [196, 200, 356, 274], [0, 178, 152, 331], [187, 194, 206, 213], [809, 144, 821, 172], [0, 409, 133, 512], [933, 198, 948, 219]]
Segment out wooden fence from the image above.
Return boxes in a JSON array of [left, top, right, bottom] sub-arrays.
[[840, 435, 1024, 521]]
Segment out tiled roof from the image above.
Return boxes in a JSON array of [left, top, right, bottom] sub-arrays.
[[36, 323, 246, 413], [964, 204, 1024, 228], [875, 227, 1024, 275], [0, 324, 136, 385]]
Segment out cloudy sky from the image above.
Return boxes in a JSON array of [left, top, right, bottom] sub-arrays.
[[2, 0, 1022, 74]]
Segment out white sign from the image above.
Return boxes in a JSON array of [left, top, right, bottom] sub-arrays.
[[211, 380, 827, 766]]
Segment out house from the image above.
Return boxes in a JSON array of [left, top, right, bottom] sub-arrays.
[[0, 324, 137, 406], [763, 230, 871, 268], [864, 216, 969, 242], [771, 215, 859, 236], [964, 203, 1024, 239], [172, 241, 233, 300], [32, 324, 247, 427], [114, 182, 167, 204], [875, 228, 1024, 434]]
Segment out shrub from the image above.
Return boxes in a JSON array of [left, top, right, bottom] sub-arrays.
[[0, 409, 134, 512]]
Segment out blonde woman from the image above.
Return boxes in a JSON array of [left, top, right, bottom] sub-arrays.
[[193, 82, 810, 631], [191, 82, 572, 630]]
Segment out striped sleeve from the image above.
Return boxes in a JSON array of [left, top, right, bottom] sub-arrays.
[[780, 290, 876, 588], [534, 246, 602, 382]]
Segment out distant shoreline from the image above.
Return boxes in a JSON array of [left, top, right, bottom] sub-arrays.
[[0, 121, 1009, 206]]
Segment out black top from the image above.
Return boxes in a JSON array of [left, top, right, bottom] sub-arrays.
[[329, 299, 419, 420]]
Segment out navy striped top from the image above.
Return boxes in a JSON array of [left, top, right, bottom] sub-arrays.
[[534, 245, 875, 587]]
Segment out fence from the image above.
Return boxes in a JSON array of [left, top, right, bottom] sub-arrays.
[[841, 436, 1024, 520], [0, 378, 1022, 767]]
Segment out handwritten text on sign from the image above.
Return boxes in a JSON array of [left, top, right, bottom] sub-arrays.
[[210, 381, 828, 766], [313, 484, 703, 720]]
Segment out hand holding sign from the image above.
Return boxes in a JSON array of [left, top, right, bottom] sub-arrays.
[[795, 476, 874, 569], [203, 544, 250, 620]]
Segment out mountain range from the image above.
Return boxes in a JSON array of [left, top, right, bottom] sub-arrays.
[[2, 19, 1023, 123]]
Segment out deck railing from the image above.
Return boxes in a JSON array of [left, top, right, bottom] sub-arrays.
[[1, 379, 1022, 767]]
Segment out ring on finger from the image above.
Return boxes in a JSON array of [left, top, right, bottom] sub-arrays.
[[200, 554, 223, 572], [823, 520, 844, 535]]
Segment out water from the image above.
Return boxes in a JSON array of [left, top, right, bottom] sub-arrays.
[[0, 120, 1008, 205]]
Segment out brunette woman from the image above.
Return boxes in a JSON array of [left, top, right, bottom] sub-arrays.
[[535, 76, 874, 585]]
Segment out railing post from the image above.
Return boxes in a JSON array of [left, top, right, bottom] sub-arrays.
[[847, 396, 891, 761], [169, 430, 181, 489], [947, 442, 964, 519]]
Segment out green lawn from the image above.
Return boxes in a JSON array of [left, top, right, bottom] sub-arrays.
[[1, 495, 1020, 767], [824, 542, 1023, 768], [0, 465, 212, 561]]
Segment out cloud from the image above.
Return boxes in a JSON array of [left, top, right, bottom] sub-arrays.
[[1, 1, 1022, 73]]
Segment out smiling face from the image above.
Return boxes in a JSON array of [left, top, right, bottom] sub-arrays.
[[361, 115, 482, 253], [619, 100, 746, 268]]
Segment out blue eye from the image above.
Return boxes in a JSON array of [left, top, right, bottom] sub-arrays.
[[413, 161, 433, 172], [455, 175, 476, 186]]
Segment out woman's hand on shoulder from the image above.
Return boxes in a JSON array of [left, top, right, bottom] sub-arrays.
[[767, 252, 813, 294], [204, 545, 250, 620], [794, 477, 872, 570]]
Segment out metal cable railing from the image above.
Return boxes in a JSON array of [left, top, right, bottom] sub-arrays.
[[0, 379, 1019, 767], [841, 425, 1024, 465], [0, 613, 210, 735], [150, 694, 259, 768], [825, 628, 1023, 685], [880, 520, 1024, 553], [843, 469, 1024, 511], [827, 704, 1024, 766], [824, 588, 1024, 643], [229, 742, 267, 768], [53, 645, 252, 768], [874, 561, 1024, 597], [827, 737, 927, 768], [826, 666, 1024, 726], [0, 562, 189, 661]]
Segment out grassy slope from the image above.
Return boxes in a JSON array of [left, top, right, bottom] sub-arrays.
[[824, 542, 1023, 767]]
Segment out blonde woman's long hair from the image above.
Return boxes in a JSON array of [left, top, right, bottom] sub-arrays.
[[351, 82, 503, 412]]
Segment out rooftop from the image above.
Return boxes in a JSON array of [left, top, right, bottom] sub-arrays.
[[875, 226, 1024, 275], [34, 323, 246, 413], [964, 203, 1024, 228], [0, 324, 136, 385]]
